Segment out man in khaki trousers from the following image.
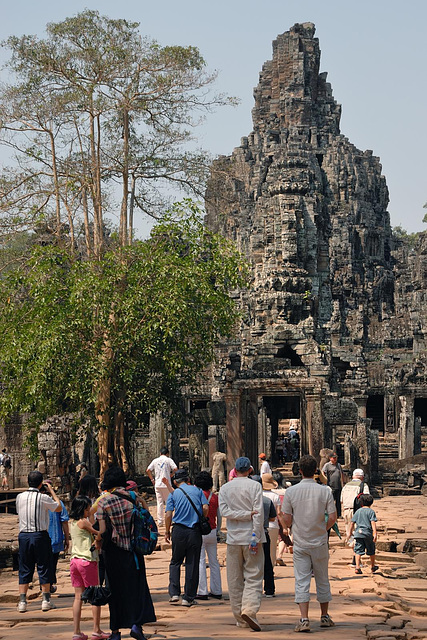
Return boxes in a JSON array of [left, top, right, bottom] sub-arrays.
[[219, 457, 265, 631]]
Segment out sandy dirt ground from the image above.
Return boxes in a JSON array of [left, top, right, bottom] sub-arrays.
[[1, 495, 427, 640]]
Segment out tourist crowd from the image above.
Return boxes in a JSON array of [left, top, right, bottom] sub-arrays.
[[15, 449, 378, 637]]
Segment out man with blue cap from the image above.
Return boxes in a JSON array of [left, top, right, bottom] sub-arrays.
[[219, 457, 265, 631]]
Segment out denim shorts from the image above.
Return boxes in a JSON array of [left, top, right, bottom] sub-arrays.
[[354, 536, 375, 556]]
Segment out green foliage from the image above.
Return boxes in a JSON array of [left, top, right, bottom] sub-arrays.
[[392, 225, 419, 248], [0, 203, 248, 429]]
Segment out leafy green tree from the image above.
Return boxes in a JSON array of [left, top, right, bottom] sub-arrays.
[[0, 203, 248, 474], [0, 10, 234, 256]]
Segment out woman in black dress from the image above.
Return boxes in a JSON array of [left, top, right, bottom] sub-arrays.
[[96, 467, 155, 640]]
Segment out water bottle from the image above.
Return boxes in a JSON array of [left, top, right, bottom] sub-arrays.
[[249, 532, 258, 555]]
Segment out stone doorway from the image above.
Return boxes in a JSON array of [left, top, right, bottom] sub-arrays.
[[366, 395, 385, 434], [414, 398, 427, 454], [260, 395, 301, 465]]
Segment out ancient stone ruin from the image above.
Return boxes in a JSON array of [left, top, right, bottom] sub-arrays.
[[184, 22, 427, 483], [1, 23, 426, 489]]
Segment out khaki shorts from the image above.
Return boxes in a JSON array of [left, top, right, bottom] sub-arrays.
[[343, 508, 354, 526]]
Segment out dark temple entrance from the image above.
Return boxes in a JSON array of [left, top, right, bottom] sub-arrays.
[[366, 395, 385, 434], [414, 398, 427, 454], [262, 395, 301, 464]]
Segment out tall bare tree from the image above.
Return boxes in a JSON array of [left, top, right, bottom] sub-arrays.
[[0, 10, 235, 255]]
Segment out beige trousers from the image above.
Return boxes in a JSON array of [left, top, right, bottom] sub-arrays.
[[269, 527, 279, 566], [293, 543, 332, 603], [226, 544, 264, 622]]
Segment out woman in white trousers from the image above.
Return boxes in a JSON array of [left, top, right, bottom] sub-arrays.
[[195, 471, 222, 599]]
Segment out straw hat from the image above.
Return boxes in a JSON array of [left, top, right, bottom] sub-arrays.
[[262, 473, 278, 490]]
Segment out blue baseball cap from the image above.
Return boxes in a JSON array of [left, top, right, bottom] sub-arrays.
[[235, 457, 252, 472]]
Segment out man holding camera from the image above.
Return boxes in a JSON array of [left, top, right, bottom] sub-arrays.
[[16, 471, 62, 613]]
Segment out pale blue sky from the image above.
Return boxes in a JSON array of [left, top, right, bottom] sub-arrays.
[[1, 0, 426, 234]]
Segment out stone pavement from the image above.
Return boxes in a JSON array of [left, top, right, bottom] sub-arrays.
[[1, 496, 427, 640]]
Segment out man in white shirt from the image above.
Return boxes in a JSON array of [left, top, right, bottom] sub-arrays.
[[283, 455, 337, 633], [259, 453, 271, 476], [341, 469, 369, 538], [219, 457, 265, 631], [16, 471, 62, 613], [146, 446, 177, 527]]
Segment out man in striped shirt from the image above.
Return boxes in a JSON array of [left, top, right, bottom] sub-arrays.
[[16, 471, 62, 613]]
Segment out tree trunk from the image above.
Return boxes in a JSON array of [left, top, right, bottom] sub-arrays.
[[82, 187, 92, 258], [129, 174, 136, 246], [89, 108, 103, 259], [119, 107, 129, 247], [49, 130, 62, 239], [95, 377, 111, 479], [94, 305, 115, 478], [114, 390, 129, 473]]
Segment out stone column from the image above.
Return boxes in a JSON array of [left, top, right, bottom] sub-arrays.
[[398, 395, 415, 459], [305, 392, 324, 457], [224, 390, 242, 471], [208, 425, 218, 467], [354, 396, 367, 420]]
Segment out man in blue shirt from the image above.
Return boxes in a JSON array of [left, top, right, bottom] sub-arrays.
[[164, 468, 208, 606]]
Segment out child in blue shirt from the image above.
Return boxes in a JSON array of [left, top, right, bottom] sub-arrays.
[[349, 494, 378, 575]]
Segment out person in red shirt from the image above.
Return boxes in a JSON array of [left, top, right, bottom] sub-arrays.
[[194, 471, 222, 600]]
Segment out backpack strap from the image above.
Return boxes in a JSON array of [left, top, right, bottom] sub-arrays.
[[111, 488, 138, 507]]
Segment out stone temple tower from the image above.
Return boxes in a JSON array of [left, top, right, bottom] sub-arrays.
[[203, 22, 397, 471]]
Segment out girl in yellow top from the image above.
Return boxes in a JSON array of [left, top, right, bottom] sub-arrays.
[[69, 496, 109, 640]]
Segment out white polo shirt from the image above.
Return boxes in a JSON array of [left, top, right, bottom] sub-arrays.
[[282, 478, 336, 549], [147, 454, 177, 488]]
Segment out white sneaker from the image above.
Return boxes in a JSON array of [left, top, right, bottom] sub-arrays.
[[17, 600, 27, 613], [181, 599, 198, 607], [169, 595, 179, 603], [41, 599, 56, 611], [236, 621, 250, 628]]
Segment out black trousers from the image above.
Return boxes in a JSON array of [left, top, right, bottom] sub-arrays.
[[332, 488, 342, 517], [50, 551, 60, 584], [169, 523, 202, 602], [104, 544, 155, 631], [18, 531, 52, 584], [263, 531, 275, 595]]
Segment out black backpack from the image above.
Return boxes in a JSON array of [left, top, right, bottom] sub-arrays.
[[353, 482, 365, 512], [3, 455, 11, 469]]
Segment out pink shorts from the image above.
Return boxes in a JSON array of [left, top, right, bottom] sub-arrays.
[[70, 557, 98, 588]]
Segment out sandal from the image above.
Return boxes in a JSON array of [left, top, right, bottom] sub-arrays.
[[92, 634, 110, 640], [73, 635, 88, 640]]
